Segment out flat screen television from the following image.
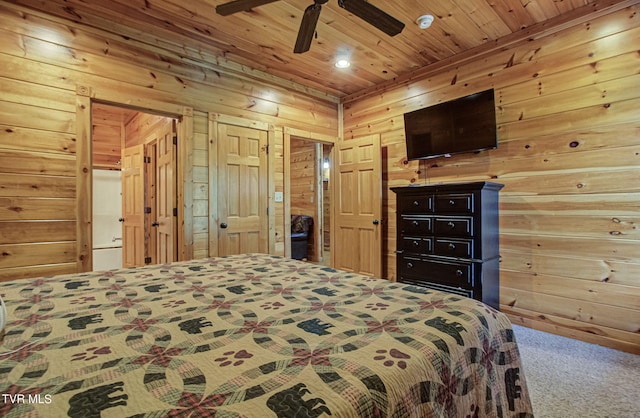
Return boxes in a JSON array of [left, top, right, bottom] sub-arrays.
[[403, 89, 497, 160]]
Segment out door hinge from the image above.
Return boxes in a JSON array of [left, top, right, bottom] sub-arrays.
[[173, 208, 178, 217], [144, 156, 151, 164], [145, 207, 152, 214], [173, 134, 178, 146], [144, 257, 152, 264]]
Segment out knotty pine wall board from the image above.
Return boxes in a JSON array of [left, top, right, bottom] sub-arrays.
[[0, 221, 76, 245], [501, 252, 640, 289], [501, 213, 639, 239], [0, 173, 75, 199], [501, 288, 640, 338], [1, 151, 75, 178], [0, 242, 76, 270], [506, 296, 640, 347], [0, 77, 76, 114], [0, 125, 76, 156], [502, 269, 639, 311]]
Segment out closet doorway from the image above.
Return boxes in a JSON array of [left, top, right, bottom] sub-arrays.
[[91, 103, 178, 270], [286, 132, 334, 266]]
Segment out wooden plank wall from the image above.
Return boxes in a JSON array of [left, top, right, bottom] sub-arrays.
[[124, 113, 171, 148], [273, 127, 286, 256], [92, 105, 126, 169], [342, 5, 640, 353], [0, 2, 338, 281], [193, 111, 210, 259]]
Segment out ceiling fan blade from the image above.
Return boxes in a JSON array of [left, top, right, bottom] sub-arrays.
[[294, 4, 322, 54], [338, 0, 405, 36], [216, 0, 280, 16]]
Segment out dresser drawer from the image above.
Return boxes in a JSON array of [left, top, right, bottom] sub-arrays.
[[400, 216, 432, 234], [434, 238, 473, 258], [434, 193, 474, 213], [399, 256, 473, 287], [434, 217, 473, 237], [399, 195, 433, 213], [399, 279, 474, 299], [400, 236, 433, 254]]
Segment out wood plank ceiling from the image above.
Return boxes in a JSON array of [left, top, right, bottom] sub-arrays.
[[11, 0, 625, 98]]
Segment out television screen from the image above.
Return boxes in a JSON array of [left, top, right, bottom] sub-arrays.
[[404, 89, 497, 160]]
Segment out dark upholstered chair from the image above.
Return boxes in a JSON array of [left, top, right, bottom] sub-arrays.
[[291, 215, 313, 260]]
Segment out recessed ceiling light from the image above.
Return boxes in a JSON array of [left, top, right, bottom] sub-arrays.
[[335, 59, 351, 68], [416, 14, 434, 29]]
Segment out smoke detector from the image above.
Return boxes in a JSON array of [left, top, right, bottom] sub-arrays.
[[416, 14, 434, 29]]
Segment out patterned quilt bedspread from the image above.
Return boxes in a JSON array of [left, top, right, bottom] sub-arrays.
[[0, 254, 533, 417]]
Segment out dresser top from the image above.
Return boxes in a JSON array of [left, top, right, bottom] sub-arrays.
[[391, 181, 504, 194]]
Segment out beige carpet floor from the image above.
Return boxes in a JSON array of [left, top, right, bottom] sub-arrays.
[[512, 325, 640, 418]]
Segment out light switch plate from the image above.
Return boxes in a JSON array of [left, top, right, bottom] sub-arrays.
[[274, 192, 283, 202]]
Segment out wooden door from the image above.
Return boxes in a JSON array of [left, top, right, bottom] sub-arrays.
[[121, 144, 145, 267], [154, 121, 177, 264], [333, 134, 382, 277], [217, 124, 268, 255]]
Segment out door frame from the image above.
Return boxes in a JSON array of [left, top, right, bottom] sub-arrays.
[[76, 85, 194, 272], [208, 113, 276, 257], [283, 127, 336, 263]]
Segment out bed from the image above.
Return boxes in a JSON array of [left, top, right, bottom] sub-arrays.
[[0, 254, 533, 417]]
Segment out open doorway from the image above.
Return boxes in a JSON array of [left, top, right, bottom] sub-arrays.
[[288, 136, 333, 266], [321, 143, 332, 265], [91, 103, 178, 270]]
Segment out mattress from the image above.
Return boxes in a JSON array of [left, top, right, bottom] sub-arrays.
[[0, 254, 533, 417]]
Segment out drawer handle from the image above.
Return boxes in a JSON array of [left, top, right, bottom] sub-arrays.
[[407, 262, 414, 269], [413, 240, 420, 247], [448, 243, 456, 250], [412, 220, 419, 227], [413, 200, 420, 206], [448, 222, 455, 229], [456, 269, 463, 277], [449, 200, 455, 206]]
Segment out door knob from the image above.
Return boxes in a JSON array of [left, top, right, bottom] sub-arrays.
[[151, 222, 159, 227], [119, 218, 125, 222], [372, 219, 380, 225], [220, 222, 228, 229]]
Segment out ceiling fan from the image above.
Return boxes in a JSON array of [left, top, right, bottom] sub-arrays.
[[215, 0, 405, 53]]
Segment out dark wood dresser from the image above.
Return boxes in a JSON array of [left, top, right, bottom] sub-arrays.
[[391, 182, 504, 310]]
